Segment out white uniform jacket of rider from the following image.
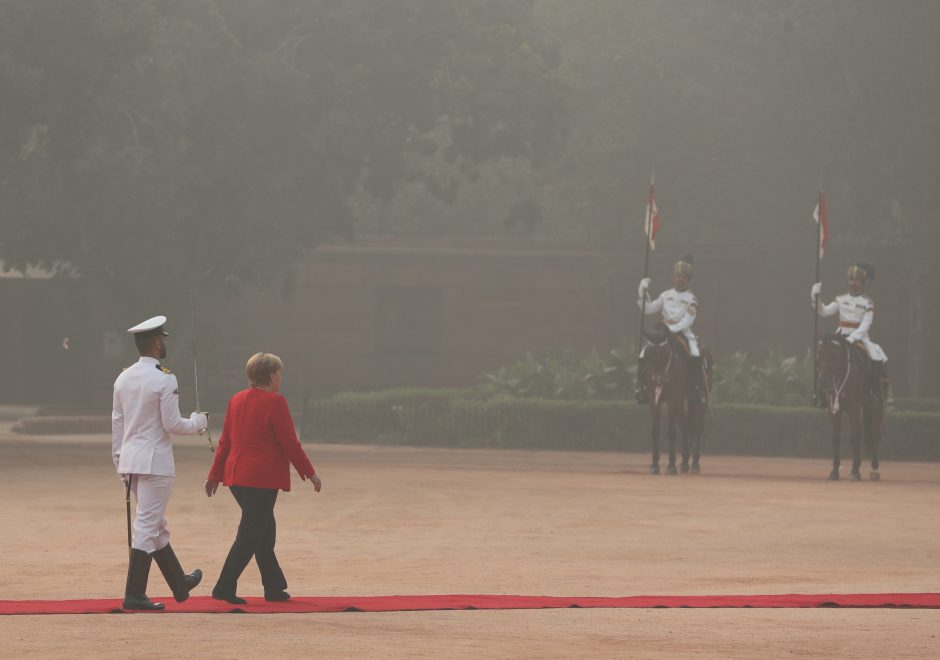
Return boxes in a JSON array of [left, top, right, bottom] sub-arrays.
[[639, 288, 700, 356], [815, 293, 887, 362], [112, 356, 203, 477]]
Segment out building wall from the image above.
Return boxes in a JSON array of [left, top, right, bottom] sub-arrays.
[[0, 238, 924, 406], [202, 237, 919, 403], [204, 238, 618, 402]]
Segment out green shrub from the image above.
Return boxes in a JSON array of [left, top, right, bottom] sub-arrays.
[[480, 340, 637, 401], [480, 342, 817, 406], [710, 350, 814, 406]]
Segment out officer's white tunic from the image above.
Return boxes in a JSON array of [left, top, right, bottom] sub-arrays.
[[816, 293, 888, 362], [112, 357, 203, 553], [639, 288, 700, 356]]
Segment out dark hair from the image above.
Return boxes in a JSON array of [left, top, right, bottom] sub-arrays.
[[134, 333, 160, 355]]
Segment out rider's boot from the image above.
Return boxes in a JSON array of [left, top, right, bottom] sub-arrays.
[[692, 356, 708, 404], [882, 361, 890, 400], [871, 361, 889, 400], [635, 356, 648, 404]]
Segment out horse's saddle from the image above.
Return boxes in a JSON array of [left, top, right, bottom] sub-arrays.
[[673, 333, 691, 357], [848, 342, 872, 369]]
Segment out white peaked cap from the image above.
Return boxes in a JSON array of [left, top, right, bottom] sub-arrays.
[[127, 315, 169, 335]]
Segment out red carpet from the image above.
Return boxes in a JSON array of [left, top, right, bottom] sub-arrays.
[[1, 593, 938, 615]]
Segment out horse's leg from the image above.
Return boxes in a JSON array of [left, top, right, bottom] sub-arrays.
[[868, 400, 883, 481], [848, 405, 863, 481], [649, 402, 661, 474], [690, 402, 704, 473], [680, 399, 692, 473], [828, 410, 841, 480], [665, 402, 678, 475]]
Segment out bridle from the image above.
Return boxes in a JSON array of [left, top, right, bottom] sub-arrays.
[[644, 336, 675, 406], [821, 339, 853, 414]]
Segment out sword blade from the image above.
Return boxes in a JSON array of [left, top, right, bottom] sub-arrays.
[[191, 290, 201, 412]]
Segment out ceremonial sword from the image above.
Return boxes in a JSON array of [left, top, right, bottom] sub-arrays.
[[191, 290, 215, 452], [125, 477, 132, 556]]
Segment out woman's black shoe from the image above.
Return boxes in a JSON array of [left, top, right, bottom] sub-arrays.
[[212, 590, 247, 605], [264, 590, 291, 602]]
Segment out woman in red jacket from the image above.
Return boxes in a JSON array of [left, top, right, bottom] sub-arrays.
[[205, 352, 322, 604]]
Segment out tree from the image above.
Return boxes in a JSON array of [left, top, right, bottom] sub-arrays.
[[531, 0, 940, 393], [0, 0, 566, 320]]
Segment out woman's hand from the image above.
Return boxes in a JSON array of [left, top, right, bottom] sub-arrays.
[[311, 474, 322, 493], [204, 479, 220, 497]]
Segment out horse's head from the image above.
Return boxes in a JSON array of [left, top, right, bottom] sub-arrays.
[[818, 334, 849, 381], [642, 323, 677, 403], [818, 333, 869, 414], [817, 334, 854, 411], [642, 322, 671, 346]]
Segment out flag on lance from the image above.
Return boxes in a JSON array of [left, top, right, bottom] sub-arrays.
[[645, 176, 660, 250], [812, 191, 828, 258]]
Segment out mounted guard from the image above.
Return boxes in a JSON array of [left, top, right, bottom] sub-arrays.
[[636, 255, 709, 405], [811, 262, 889, 400]]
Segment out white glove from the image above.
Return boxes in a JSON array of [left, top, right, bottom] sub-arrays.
[[190, 411, 208, 429], [847, 331, 862, 344], [667, 323, 680, 333], [810, 282, 821, 301], [118, 473, 129, 484], [638, 277, 651, 298]]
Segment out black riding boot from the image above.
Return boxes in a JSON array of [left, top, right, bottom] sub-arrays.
[[152, 544, 202, 603], [870, 361, 888, 399], [692, 356, 708, 404], [123, 549, 165, 611], [635, 356, 648, 404]]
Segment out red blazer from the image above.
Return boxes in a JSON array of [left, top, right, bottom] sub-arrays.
[[207, 388, 315, 492]]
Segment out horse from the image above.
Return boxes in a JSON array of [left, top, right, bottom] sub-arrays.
[[817, 334, 884, 481], [641, 324, 710, 475]]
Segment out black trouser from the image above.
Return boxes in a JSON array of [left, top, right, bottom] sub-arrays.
[[214, 486, 287, 595]]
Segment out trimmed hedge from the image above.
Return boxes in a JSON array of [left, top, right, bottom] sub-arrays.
[[889, 398, 940, 413], [11, 415, 111, 435], [302, 392, 940, 461]]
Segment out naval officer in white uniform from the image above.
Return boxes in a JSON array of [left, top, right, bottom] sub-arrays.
[[112, 315, 208, 610]]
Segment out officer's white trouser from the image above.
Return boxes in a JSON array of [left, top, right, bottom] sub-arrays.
[[639, 329, 699, 358], [130, 474, 173, 554], [836, 329, 887, 362]]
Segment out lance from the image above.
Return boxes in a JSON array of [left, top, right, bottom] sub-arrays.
[[191, 290, 215, 451], [637, 174, 656, 354], [812, 190, 824, 404]]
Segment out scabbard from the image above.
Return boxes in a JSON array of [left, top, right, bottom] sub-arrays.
[[125, 477, 133, 555]]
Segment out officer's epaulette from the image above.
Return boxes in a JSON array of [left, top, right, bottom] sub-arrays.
[[155, 364, 172, 374]]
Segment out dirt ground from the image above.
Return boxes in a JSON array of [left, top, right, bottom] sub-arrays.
[[0, 422, 938, 659]]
